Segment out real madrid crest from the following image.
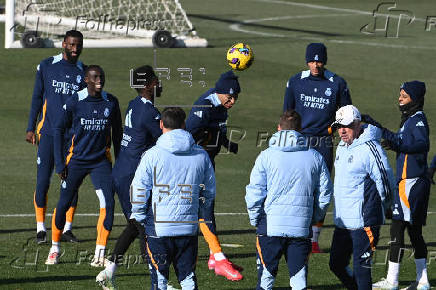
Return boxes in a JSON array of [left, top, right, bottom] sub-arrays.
[[325, 88, 332, 96], [348, 155, 353, 163], [104, 108, 110, 117], [76, 75, 82, 84]]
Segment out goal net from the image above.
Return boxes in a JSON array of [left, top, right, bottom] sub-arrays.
[[5, 0, 208, 48]]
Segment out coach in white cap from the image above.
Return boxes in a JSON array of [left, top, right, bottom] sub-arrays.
[[329, 105, 395, 290]]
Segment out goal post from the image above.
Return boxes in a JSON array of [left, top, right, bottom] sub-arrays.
[[4, 0, 208, 48]]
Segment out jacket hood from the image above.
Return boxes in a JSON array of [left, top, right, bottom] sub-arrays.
[[346, 124, 381, 148], [156, 129, 195, 153], [268, 130, 309, 152]]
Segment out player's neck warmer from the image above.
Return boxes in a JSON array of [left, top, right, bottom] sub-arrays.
[[399, 99, 423, 127]]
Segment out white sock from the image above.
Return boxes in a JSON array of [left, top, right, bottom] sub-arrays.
[[37, 222, 46, 233], [106, 261, 117, 274], [214, 252, 226, 261], [386, 261, 400, 286], [415, 258, 428, 284], [95, 245, 106, 259], [50, 242, 60, 254], [312, 225, 321, 243], [63, 222, 72, 233]]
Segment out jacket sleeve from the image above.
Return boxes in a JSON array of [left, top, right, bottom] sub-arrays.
[[130, 152, 153, 223], [27, 62, 45, 133], [199, 152, 216, 221], [337, 77, 352, 107], [144, 109, 162, 141], [283, 78, 295, 112], [367, 141, 395, 212], [245, 152, 267, 227], [430, 155, 436, 169], [381, 117, 429, 154], [312, 154, 333, 223], [54, 98, 73, 174], [186, 104, 211, 139], [111, 97, 122, 160]]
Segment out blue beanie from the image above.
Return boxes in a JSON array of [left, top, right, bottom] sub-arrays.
[[215, 70, 240, 95], [305, 43, 327, 64], [401, 81, 426, 102]]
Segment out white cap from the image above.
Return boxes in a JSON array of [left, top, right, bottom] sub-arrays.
[[331, 105, 361, 128]]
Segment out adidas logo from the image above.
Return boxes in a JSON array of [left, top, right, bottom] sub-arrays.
[[194, 111, 203, 118], [361, 252, 371, 259], [416, 121, 424, 127]]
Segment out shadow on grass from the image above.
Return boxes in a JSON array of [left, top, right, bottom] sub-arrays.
[[0, 272, 146, 285], [217, 229, 256, 235], [309, 284, 346, 289], [0, 223, 128, 234], [198, 252, 257, 261], [188, 14, 345, 38]]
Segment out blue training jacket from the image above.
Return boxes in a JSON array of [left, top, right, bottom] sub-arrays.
[[130, 129, 216, 237], [381, 111, 429, 182], [185, 89, 230, 157], [27, 54, 85, 136], [245, 130, 333, 238], [283, 69, 351, 136], [112, 96, 162, 178], [53, 88, 122, 173], [333, 124, 395, 229], [431, 155, 436, 169]]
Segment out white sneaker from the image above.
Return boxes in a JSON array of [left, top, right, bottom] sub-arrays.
[[96, 269, 116, 290], [90, 257, 110, 267], [45, 252, 59, 265], [373, 278, 399, 290], [401, 281, 431, 290]]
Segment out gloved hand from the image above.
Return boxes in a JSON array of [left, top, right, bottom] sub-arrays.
[[385, 208, 393, 219], [427, 168, 435, 185], [381, 140, 393, 151], [361, 114, 383, 128], [228, 141, 238, 154]]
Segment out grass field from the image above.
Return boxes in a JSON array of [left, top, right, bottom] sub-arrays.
[[1, 0, 436, 289]]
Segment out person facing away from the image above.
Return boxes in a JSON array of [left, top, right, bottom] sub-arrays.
[[130, 107, 216, 290], [246, 109, 333, 290]]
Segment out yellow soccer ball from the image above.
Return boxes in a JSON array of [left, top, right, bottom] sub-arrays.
[[226, 43, 254, 71]]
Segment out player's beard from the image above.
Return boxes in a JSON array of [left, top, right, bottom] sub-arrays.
[[65, 49, 79, 63]]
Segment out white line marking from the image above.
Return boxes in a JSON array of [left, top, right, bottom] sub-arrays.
[[229, 14, 355, 37], [0, 213, 249, 217], [230, 1, 435, 50], [252, 0, 426, 22], [221, 243, 244, 248], [2, 212, 436, 217]]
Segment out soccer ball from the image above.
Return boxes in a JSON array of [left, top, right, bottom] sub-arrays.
[[226, 43, 254, 71]]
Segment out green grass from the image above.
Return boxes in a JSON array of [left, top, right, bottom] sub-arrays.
[[1, 0, 436, 289]]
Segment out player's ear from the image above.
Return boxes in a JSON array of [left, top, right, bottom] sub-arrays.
[[277, 124, 281, 131], [159, 120, 164, 130]]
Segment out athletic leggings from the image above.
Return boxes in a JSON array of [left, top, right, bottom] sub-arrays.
[[389, 219, 427, 262]]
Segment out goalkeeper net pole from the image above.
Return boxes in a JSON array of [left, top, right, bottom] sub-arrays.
[[4, 0, 208, 48]]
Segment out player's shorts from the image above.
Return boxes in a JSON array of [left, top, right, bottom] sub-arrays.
[[392, 176, 430, 225], [113, 173, 135, 220], [256, 235, 311, 290], [146, 235, 198, 290]]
